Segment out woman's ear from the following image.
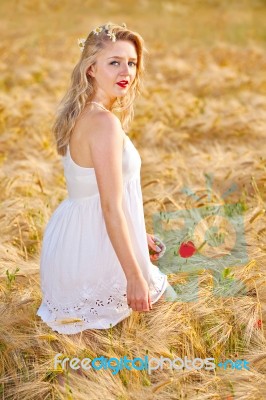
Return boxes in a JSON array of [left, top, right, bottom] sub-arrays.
[[87, 65, 95, 78]]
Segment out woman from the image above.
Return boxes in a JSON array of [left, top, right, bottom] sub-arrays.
[[37, 22, 173, 335]]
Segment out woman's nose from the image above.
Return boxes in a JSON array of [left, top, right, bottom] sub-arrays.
[[120, 63, 130, 75]]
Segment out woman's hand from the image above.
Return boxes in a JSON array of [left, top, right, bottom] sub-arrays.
[[126, 272, 152, 311], [147, 233, 163, 261]]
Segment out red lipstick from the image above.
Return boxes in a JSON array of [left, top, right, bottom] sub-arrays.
[[116, 80, 128, 88]]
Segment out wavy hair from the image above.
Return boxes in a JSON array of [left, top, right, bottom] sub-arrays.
[[53, 21, 148, 156]]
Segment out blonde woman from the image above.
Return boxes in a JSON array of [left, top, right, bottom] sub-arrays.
[[37, 22, 174, 335]]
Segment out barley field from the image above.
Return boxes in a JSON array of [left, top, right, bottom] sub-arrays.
[[0, 0, 266, 399]]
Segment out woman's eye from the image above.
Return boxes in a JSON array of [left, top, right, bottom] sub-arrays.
[[110, 61, 136, 66]]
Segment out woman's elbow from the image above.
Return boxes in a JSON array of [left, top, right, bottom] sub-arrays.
[[101, 199, 123, 216]]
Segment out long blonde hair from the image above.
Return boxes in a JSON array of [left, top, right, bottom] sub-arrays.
[[53, 22, 148, 156]]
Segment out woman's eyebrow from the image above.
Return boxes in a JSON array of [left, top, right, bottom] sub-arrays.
[[107, 56, 137, 61]]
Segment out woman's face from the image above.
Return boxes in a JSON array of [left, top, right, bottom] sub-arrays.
[[87, 40, 138, 102]]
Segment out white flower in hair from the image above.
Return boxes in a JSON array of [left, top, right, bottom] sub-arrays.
[[107, 31, 116, 42], [77, 38, 86, 52], [91, 24, 116, 42], [93, 26, 103, 35]]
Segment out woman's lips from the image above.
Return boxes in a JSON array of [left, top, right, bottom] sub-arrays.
[[116, 82, 128, 88]]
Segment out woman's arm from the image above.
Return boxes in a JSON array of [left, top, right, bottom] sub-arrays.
[[83, 111, 152, 312]]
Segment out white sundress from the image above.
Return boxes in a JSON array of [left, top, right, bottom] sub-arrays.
[[36, 132, 169, 334]]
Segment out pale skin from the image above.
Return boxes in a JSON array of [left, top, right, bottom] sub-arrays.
[[71, 40, 163, 312]]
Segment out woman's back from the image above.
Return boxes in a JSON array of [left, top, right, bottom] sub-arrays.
[[69, 105, 124, 169]]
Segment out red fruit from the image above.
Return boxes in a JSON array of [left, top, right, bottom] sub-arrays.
[[179, 241, 196, 258]]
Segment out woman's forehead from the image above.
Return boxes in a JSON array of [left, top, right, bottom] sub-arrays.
[[102, 40, 137, 59]]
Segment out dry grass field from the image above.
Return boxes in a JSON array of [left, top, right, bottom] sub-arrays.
[[0, 0, 266, 399]]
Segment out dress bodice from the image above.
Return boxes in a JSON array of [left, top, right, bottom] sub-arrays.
[[62, 135, 141, 200]]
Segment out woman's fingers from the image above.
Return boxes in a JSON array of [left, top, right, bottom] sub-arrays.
[[140, 292, 152, 312], [148, 234, 162, 252], [148, 291, 152, 310], [149, 236, 159, 251], [126, 275, 153, 312], [130, 300, 136, 310], [128, 297, 152, 312], [149, 235, 166, 261]]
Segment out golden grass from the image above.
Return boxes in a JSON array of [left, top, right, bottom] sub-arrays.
[[0, 0, 266, 398]]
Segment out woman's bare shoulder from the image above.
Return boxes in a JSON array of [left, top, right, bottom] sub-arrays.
[[77, 107, 123, 141]]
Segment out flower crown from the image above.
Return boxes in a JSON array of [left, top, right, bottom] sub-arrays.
[[77, 23, 127, 52]]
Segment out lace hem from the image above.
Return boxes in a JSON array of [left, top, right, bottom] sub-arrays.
[[37, 272, 168, 334]]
